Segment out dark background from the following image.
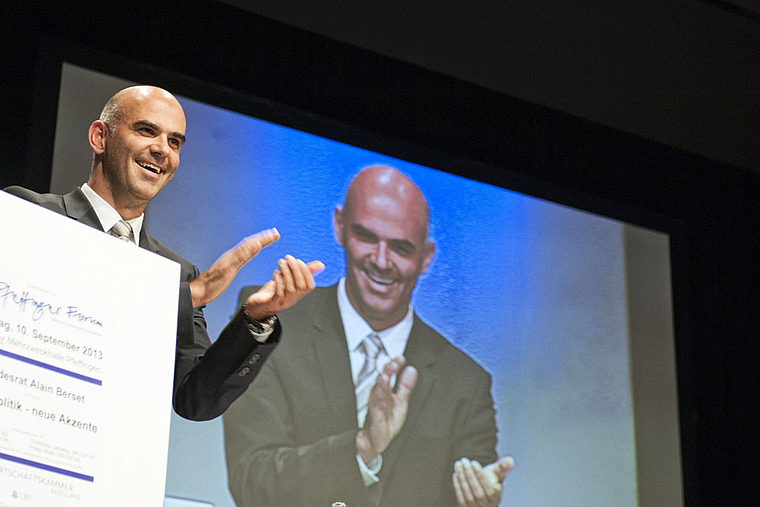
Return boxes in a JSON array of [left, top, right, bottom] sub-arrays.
[[1, 1, 758, 504]]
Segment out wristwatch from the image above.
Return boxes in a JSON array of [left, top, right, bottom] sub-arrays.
[[242, 306, 278, 334]]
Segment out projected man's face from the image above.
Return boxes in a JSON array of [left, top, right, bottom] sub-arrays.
[[334, 166, 434, 331]]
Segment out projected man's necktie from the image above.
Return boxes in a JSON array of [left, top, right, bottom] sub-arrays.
[[355, 333, 386, 426], [109, 220, 135, 244]]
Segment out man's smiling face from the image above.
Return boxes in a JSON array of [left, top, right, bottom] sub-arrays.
[[335, 166, 434, 331], [98, 88, 186, 211]]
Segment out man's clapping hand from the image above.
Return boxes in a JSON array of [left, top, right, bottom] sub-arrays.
[[245, 255, 324, 320], [189, 228, 324, 316], [453, 456, 514, 507]]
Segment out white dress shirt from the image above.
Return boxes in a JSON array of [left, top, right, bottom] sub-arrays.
[[81, 183, 144, 244], [336, 277, 414, 486]]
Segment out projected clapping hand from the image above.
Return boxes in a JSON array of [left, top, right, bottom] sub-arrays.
[[453, 456, 514, 507], [356, 357, 418, 464]]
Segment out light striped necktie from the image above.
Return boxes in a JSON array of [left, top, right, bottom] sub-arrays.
[[355, 333, 386, 426], [109, 220, 135, 245]]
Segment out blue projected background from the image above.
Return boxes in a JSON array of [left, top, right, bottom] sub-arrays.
[[145, 96, 634, 506]]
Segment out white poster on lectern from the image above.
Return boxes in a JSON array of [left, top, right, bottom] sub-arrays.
[[0, 191, 180, 507]]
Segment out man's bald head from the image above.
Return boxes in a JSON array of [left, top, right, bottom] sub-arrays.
[[342, 165, 431, 243], [99, 86, 183, 135], [335, 166, 435, 331]]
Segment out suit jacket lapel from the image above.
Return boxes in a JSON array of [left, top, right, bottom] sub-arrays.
[[62, 188, 101, 229], [379, 316, 441, 479], [138, 229, 161, 254], [62, 187, 161, 254], [312, 286, 358, 421]]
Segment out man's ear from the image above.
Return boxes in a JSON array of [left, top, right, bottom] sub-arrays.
[[88, 120, 108, 154], [420, 241, 435, 274], [333, 206, 345, 248]]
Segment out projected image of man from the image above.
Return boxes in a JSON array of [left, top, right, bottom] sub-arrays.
[[224, 165, 514, 507]]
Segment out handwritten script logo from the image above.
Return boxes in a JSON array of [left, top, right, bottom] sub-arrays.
[[0, 281, 102, 328]]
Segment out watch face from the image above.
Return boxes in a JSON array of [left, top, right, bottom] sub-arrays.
[[243, 311, 277, 334], [245, 321, 262, 333]]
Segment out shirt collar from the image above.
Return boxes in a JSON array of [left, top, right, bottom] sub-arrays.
[[337, 277, 413, 359], [81, 183, 144, 246]]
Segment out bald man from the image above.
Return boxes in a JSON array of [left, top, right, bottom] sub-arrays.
[[4, 86, 322, 421], [225, 166, 513, 507]]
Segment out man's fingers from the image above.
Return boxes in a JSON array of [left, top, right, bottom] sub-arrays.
[[461, 459, 487, 506], [273, 265, 285, 300], [230, 228, 281, 270], [244, 253, 322, 319], [247, 228, 280, 250], [381, 356, 404, 377], [455, 460, 476, 505], [306, 260, 325, 276], [296, 259, 316, 289], [278, 257, 296, 293], [241, 228, 280, 257], [453, 470, 467, 506], [271, 260, 325, 287], [494, 456, 515, 482], [395, 364, 418, 400], [453, 456, 512, 507], [285, 259, 323, 290], [473, 460, 497, 504], [375, 373, 391, 394], [289, 256, 308, 289], [256, 280, 275, 300]]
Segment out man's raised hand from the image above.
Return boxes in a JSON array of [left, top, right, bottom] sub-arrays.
[[189, 228, 281, 308], [245, 256, 325, 320], [356, 357, 418, 464], [453, 456, 514, 507]]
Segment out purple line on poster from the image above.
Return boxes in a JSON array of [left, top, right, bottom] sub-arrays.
[[0, 451, 94, 482], [0, 348, 101, 385]]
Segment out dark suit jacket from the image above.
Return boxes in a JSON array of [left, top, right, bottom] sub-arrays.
[[224, 285, 497, 507], [3, 186, 280, 421]]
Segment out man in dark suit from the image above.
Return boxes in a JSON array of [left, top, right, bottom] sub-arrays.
[[224, 166, 513, 506], [4, 85, 323, 421]]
